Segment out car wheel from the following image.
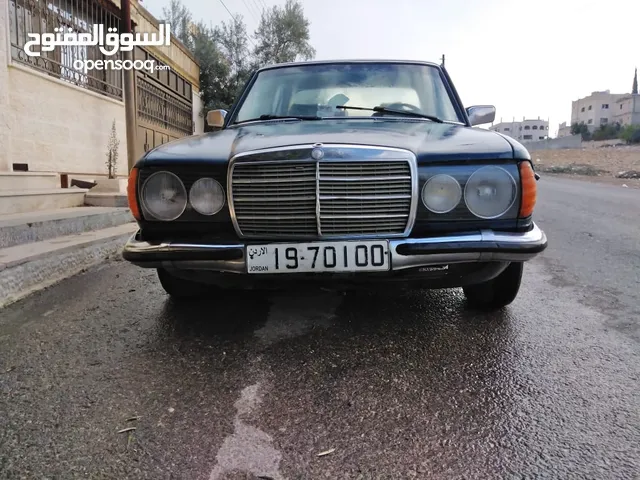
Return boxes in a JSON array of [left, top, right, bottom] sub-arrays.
[[463, 262, 524, 310], [157, 268, 211, 300]]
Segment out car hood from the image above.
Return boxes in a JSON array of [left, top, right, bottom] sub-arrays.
[[140, 119, 516, 166]]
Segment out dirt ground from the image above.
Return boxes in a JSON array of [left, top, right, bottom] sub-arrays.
[[538, 173, 640, 189], [530, 145, 640, 189]]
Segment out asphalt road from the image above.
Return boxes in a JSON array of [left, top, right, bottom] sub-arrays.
[[1, 176, 639, 479]]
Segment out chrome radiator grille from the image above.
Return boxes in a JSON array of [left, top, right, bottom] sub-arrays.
[[318, 162, 412, 235], [231, 162, 317, 235], [230, 152, 415, 238]]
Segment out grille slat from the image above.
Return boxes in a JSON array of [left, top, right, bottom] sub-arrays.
[[230, 157, 413, 237], [234, 196, 316, 202], [317, 176, 411, 182], [233, 177, 316, 184], [234, 188, 315, 196]]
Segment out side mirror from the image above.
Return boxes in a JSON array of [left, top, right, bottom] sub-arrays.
[[206, 109, 227, 128], [466, 105, 496, 126]]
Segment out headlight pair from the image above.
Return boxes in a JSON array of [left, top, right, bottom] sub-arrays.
[[421, 166, 517, 219], [141, 171, 225, 221]]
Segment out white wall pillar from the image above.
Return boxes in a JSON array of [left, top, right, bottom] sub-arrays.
[[192, 89, 204, 134], [0, 0, 12, 171]]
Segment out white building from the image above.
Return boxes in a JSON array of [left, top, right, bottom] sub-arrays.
[[0, 0, 203, 176], [489, 118, 549, 142], [612, 94, 640, 126], [570, 90, 627, 130], [557, 122, 572, 138]]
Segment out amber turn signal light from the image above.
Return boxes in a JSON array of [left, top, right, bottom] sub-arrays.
[[127, 167, 141, 221], [519, 161, 537, 218]]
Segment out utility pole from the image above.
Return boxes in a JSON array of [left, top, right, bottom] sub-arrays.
[[121, 0, 137, 171]]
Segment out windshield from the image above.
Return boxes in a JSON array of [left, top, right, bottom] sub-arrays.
[[231, 63, 463, 124]]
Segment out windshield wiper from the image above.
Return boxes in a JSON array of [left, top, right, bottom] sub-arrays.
[[335, 105, 444, 123], [234, 114, 322, 125]]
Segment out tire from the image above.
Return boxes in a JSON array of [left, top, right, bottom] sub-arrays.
[[157, 268, 211, 300], [463, 262, 524, 310]]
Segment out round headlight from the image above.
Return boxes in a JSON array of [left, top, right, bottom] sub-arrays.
[[141, 171, 187, 221], [464, 166, 517, 219], [189, 177, 225, 215], [422, 174, 462, 214]]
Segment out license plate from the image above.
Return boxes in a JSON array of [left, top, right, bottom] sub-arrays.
[[246, 240, 390, 274]]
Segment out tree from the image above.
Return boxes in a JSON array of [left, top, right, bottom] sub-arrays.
[[570, 121, 591, 140], [190, 21, 230, 113], [158, 0, 316, 124], [106, 120, 119, 179], [253, 0, 316, 66], [214, 16, 254, 106], [162, 0, 193, 50], [633, 67, 638, 95]]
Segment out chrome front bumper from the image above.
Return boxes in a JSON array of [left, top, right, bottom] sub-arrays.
[[122, 223, 547, 273]]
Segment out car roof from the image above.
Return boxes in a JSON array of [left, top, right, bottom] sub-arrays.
[[256, 59, 442, 72]]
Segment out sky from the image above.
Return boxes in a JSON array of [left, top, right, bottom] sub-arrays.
[[141, 0, 640, 137]]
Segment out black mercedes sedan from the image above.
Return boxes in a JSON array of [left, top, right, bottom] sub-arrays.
[[123, 59, 547, 310]]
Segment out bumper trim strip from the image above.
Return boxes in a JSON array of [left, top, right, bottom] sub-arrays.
[[122, 223, 547, 272]]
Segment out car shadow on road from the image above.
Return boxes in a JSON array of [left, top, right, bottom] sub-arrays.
[[155, 291, 273, 341], [153, 286, 515, 345], [335, 287, 514, 330]]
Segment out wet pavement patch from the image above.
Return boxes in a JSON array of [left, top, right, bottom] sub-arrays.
[[1, 187, 639, 480]]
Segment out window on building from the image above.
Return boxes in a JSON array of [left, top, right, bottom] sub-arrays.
[[523, 135, 533, 140], [504, 127, 510, 131], [581, 107, 585, 112], [600, 118, 608, 125], [588, 105, 592, 110], [620, 104, 624, 109], [61, 44, 88, 86], [602, 104, 609, 109], [532, 125, 538, 130], [524, 125, 530, 130], [588, 119, 593, 124], [539, 136, 545, 140], [50, 4, 89, 87]]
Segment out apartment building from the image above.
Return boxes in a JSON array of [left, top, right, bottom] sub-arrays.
[[570, 90, 627, 130], [612, 94, 640, 126], [489, 118, 549, 142]]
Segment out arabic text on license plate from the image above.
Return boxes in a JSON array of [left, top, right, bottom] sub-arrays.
[[246, 241, 390, 274]]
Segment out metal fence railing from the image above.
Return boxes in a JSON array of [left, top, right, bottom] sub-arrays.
[[137, 76, 193, 136], [9, 0, 123, 100]]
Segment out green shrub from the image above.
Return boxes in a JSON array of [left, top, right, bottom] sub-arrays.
[[591, 122, 622, 141], [620, 125, 640, 144], [571, 122, 591, 140]]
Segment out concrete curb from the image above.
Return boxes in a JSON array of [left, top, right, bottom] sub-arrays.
[[0, 188, 89, 215], [0, 207, 134, 249], [84, 193, 128, 207], [0, 223, 138, 308]]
